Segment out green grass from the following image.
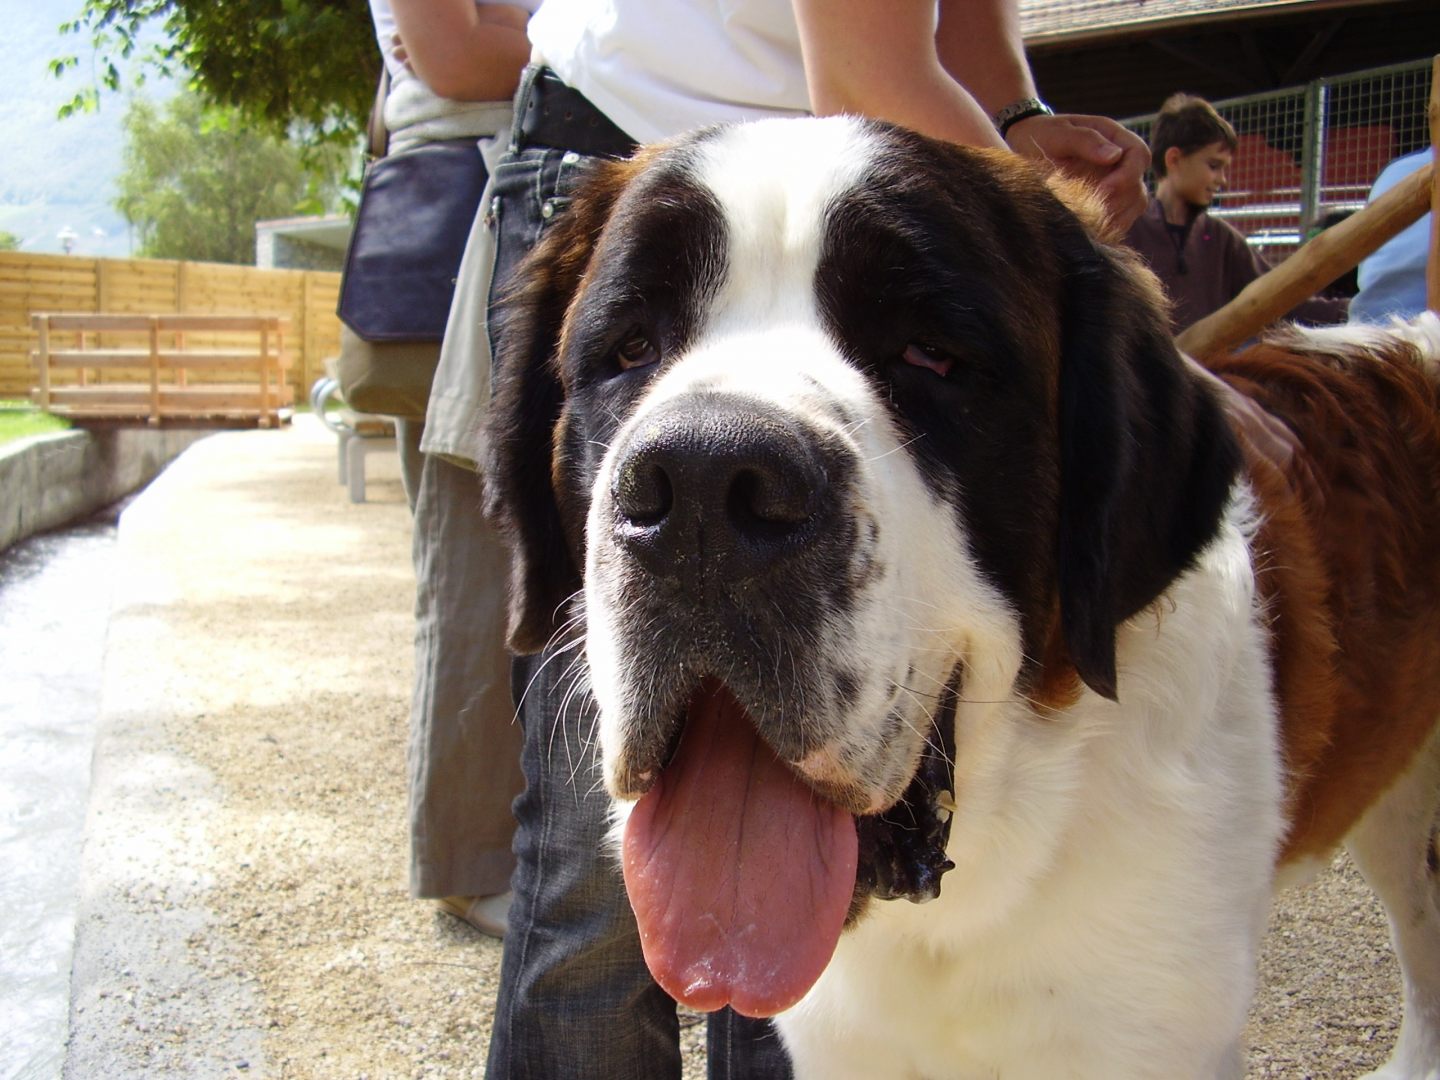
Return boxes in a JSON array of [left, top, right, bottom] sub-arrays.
[[0, 401, 71, 447]]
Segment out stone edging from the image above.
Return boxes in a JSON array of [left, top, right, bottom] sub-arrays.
[[0, 428, 209, 552]]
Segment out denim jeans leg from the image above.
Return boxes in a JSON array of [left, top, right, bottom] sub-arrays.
[[484, 144, 681, 1080], [486, 648, 681, 1080], [707, 1010, 794, 1080]]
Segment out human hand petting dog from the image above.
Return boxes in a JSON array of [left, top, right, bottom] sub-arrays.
[[1006, 112, 1150, 231], [793, 0, 1150, 232], [1189, 353, 1324, 508]]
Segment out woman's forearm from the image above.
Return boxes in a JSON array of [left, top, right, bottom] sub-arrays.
[[792, 0, 1005, 150], [389, 0, 530, 102]]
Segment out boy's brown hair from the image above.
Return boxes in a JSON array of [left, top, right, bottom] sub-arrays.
[[1149, 93, 1238, 177]]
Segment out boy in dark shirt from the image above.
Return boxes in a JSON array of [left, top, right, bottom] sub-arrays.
[[1125, 93, 1346, 333]]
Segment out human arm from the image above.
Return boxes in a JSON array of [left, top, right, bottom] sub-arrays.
[[934, 0, 1147, 227], [389, 0, 531, 102], [793, 0, 1148, 228], [792, 0, 1005, 149]]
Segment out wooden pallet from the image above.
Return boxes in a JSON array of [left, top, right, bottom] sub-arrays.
[[30, 313, 294, 427]]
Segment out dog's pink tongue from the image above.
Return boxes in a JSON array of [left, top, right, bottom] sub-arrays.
[[622, 683, 858, 1018]]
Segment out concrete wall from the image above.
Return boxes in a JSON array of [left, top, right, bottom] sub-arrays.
[[256, 233, 345, 272], [0, 428, 208, 552]]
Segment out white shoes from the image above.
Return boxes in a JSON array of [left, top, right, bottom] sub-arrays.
[[436, 890, 512, 938]]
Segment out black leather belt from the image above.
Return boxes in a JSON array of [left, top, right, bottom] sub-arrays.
[[515, 67, 638, 159]]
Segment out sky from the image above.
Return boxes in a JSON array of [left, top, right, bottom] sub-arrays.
[[0, 0, 176, 258]]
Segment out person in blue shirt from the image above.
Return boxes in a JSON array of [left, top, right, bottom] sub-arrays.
[[1350, 147, 1432, 324]]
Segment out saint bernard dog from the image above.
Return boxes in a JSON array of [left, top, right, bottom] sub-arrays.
[[482, 115, 1440, 1079]]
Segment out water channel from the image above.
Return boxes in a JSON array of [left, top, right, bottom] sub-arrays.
[[0, 517, 121, 1080]]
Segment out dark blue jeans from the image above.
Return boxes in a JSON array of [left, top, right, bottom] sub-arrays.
[[482, 94, 793, 1080]]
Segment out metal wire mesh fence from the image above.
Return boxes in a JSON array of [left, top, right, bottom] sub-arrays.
[[1123, 58, 1433, 263]]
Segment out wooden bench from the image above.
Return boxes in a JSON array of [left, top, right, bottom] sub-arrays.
[[30, 313, 294, 428]]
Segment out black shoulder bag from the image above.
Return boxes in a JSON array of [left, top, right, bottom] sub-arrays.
[[335, 67, 488, 417]]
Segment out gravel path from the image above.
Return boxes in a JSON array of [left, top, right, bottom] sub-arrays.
[[64, 417, 1402, 1078]]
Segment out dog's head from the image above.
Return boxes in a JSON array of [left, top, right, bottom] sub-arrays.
[[483, 117, 1240, 1016]]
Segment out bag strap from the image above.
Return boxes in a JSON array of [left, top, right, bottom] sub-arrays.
[[368, 64, 390, 160]]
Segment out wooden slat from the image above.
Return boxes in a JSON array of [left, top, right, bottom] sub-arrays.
[[36, 349, 152, 367], [147, 319, 161, 420], [32, 314, 288, 334], [259, 322, 271, 418], [157, 386, 295, 408], [35, 316, 50, 410], [36, 384, 294, 413], [41, 383, 294, 402], [157, 351, 288, 369], [156, 315, 288, 333], [33, 313, 154, 333], [40, 387, 157, 406], [35, 349, 285, 368]]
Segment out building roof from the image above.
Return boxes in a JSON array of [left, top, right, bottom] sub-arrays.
[[1022, 0, 1433, 120], [254, 214, 352, 253], [1019, 0, 1359, 47]]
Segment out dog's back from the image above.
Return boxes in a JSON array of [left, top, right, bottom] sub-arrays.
[[1211, 314, 1440, 864], [1212, 315, 1440, 1080]]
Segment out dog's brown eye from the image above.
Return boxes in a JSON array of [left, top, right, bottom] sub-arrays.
[[616, 332, 659, 371], [902, 343, 953, 378]]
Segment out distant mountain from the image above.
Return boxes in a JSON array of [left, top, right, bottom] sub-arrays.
[[1, 0, 175, 258]]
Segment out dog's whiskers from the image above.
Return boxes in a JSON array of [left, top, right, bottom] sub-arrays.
[[513, 593, 588, 726], [889, 682, 955, 770], [865, 431, 926, 464]]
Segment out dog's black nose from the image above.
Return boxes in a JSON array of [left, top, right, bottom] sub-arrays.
[[611, 395, 832, 584]]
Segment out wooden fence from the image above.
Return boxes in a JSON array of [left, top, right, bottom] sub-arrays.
[[0, 252, 341, 402]]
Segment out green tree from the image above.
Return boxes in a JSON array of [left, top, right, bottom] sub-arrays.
[[115, 91, 343, 264], [0, 231, 19, 252], [53, 0, 377, 147]]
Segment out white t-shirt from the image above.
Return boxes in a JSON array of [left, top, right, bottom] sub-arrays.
[[527, 0, 813, 143], [368, 0, 406, 79]]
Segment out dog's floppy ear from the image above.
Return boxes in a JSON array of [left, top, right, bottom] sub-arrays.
[[1051, 213, 1242, 699], [483, 158, 635, 654]]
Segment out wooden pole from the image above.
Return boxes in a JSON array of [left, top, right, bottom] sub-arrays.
[[1427, 55, 1438, 313], [1176, 162, 1434, 359], [259, 321, 273, 428], [147, 315, 161, 426], [33, 315, 51, 412], [301, 272, 314, 398]]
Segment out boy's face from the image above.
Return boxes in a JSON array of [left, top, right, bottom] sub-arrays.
[[1164, 141, 1232, 207]]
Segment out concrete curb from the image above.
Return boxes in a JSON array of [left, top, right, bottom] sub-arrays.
[[63, 417, 411, 1077], [0, 428, 211, 552]]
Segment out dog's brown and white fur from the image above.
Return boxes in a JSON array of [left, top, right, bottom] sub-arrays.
[[484, 116, 1440, 1078]]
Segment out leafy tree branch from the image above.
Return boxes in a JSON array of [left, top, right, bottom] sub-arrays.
[[54, 0, 378, 147], [115, 90, 350, 264]]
